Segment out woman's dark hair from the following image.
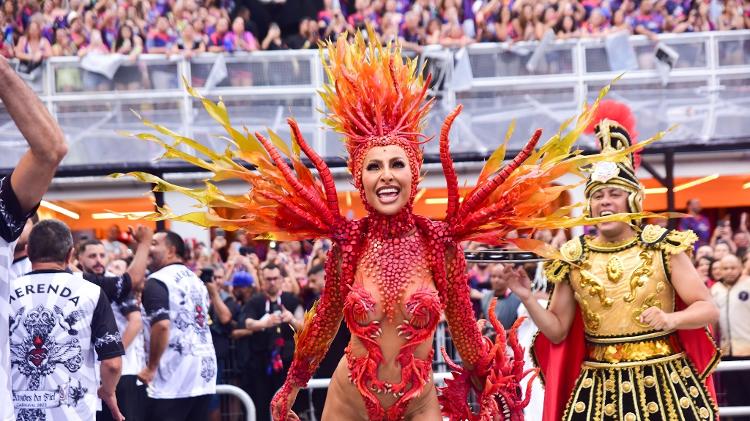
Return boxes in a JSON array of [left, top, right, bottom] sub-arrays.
[[554, 14, 578, 33], [695, 255, 713, 268], [114, 23, 135, 51]]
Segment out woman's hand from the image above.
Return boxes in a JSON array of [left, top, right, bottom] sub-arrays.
[[271, 383, 300, 421]]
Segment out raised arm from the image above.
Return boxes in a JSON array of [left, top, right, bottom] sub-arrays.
[[271, 244, 347, 421], [505, 264, 576, 344], [125, 224, 153, 292], [0, 56, 67, 213]]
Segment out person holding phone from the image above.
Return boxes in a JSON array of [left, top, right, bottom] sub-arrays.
[[243, 263, 303, 421]]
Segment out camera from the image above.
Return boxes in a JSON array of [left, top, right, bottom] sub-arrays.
[[199, 267, 214, 283]]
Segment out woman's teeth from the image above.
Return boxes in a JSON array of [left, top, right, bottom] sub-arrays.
[[377, 187, 400, 203], [600, 211, 613, 217]]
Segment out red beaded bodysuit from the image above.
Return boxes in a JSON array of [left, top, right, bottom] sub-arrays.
[[119, 28, 648, 421]]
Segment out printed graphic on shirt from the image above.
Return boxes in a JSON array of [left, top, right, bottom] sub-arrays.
[[10, 305, 84, 390], [173, 287, 212, 346], [200, 357, 216, 383]]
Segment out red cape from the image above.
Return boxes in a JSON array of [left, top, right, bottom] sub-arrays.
[[532, 296, 720, 421]]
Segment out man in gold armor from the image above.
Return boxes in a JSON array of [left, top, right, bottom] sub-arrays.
[[506, 101, 721, 421]]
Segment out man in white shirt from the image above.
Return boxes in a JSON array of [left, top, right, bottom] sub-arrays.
[[0, 54, 68, 421], [139, 231, 217, 421], [10, 219, 125, 421], [711, 253, 750, 414], [76, 229, 153, 421]]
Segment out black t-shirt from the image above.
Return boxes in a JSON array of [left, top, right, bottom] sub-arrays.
[[244, 292, 300, 370], [82, 272, 133, 305], [142, 277, 170, 324], [91, 288, 126, 360], [210, 291, 238, 360], [117, 291, 140, 317], [0, 175, 38, 243]]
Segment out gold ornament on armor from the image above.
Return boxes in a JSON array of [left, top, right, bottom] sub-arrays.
[[606, 255, 624, 283], [575, 291, 601, 331], [579, 262, 614, 308], [632, 282, 665, 328], [624, 250, 653, 303]]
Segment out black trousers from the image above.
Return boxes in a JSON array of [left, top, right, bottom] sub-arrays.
[[97, 375, 147, 421], [146, 394, 212, 421], [241, 366, 309, 421]]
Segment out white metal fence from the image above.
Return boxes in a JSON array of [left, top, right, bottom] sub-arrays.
[[1, 31, 749, 170]]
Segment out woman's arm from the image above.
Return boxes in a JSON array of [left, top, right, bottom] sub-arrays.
[[271, 244, 347, 420], [442, 245, 489, 369], [14, 37, 31, 61]]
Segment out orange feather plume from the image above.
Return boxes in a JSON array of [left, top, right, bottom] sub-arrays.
[[319, 26, 434, 185]]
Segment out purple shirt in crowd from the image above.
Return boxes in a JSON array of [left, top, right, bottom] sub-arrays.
[[679, 214, 711, 248]]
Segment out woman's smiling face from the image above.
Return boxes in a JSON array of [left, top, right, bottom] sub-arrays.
[[360, 145, 412, 215]]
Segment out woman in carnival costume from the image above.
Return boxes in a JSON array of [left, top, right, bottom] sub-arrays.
[[506, 101, 721, 421], [118, 28, 662, 420]]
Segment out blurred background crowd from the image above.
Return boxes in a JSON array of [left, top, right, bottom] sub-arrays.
[[2, 0, 749, 63], [89, 198, 750, 420]]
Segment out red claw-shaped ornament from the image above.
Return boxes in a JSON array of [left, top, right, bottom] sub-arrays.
[[439, 298, 538, 421]]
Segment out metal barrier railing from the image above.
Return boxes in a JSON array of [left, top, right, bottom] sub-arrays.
[[302, 360, 750, 418], [216, 384, 256, 421], [1, 30, 749, 170]]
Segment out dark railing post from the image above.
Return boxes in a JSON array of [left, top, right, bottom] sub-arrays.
[[152, 170, 166, 232], [665, 150, 676, 229]]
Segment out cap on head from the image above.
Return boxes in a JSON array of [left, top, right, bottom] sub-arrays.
[[231, 271, 255, 288]]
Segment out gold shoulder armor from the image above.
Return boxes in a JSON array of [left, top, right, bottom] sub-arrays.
[[543, 259, 570, 284], [640, 224, 698, 257], [662, 229, 699, 257], [543, 237, 584, 284], [640, 224, 669, 245], [560, 237, 584, 261]]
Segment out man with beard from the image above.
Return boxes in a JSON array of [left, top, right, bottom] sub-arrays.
[[139, 231, 217, 421], [711, 254, 750, 418], [1, 53, 68, 421], [76, 227, 153, 421]]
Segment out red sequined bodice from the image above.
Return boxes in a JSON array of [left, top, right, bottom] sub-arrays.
[[342, 228, 443, 421]]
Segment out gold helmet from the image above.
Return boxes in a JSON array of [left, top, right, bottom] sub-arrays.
[[584, 101, 643, 214]]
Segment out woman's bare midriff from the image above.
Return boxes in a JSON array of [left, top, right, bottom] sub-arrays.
[[321, 355, 442, 420]]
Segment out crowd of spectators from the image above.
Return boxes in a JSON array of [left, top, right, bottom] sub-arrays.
[[85, 205, 750, 419], [2, 0, 749, 61]]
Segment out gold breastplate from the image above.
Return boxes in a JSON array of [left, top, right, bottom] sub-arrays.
[[568, 237, 675, 337]]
